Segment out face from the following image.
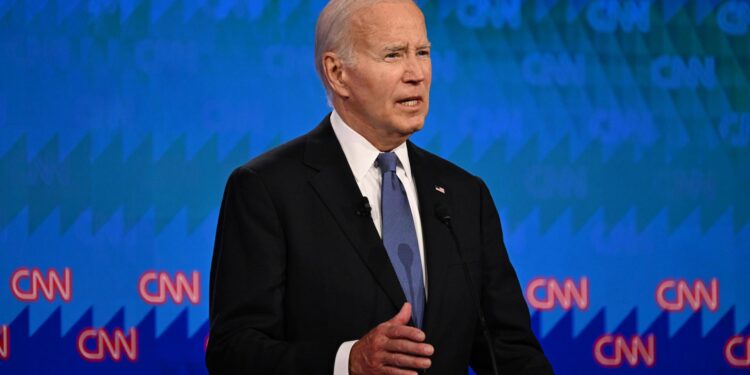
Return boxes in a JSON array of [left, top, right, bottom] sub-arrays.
[[338, 1, 431, 149]]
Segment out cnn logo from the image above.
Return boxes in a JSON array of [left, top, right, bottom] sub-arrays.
[[655, 278, 718, 312], [526, 277, 589, 311], [594, 334, 655, 368], [138, 271, 200, 305], [77, 328, 138, 362], [725, 336, 750, 368], [10, 267, 72, 302], [0, 325, 8, 360]]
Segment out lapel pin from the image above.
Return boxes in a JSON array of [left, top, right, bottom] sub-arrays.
[[435, 186, 445, 194]]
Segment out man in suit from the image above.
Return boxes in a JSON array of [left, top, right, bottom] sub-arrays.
[[206, 0, 553, 374]]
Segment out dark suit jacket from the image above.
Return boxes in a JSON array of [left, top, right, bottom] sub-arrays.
[[207, 115, 553, 374]]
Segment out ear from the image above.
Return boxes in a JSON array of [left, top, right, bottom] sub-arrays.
[[322, 52, 351, 98]]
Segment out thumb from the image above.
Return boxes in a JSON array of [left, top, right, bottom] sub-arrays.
[[389, 303, 412, 325]]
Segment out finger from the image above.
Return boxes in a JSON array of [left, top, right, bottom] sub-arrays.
[[384, 339, 434, 356], [383, 352, 432, 370], [385, 324, 426, 342], [388, 303, 412, 326], [382, 366, 418, 375]]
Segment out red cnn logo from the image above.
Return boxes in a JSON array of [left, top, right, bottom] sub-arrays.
[[725, 336, 750, 368], [655, 278, 718, 312], [526, 277, 589, 311], [138, 271, 200, 305], [77, 328, 138, 362], [0, 325, 8, 360], [594, 334, 655, 367], [10, 267, 72, 302]]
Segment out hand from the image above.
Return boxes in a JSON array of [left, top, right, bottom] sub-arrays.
[[349, 303, 434, 375]]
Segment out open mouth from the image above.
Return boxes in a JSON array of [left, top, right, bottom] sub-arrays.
[[396, 96, 423, 108]]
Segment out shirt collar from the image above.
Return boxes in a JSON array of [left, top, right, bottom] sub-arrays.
[[330, 110, 413, 181]]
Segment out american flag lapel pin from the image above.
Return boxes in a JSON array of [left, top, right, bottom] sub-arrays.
[[435, 185, 445, 194]]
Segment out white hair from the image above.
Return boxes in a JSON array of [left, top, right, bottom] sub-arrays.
[[314, 0, 414, 102]]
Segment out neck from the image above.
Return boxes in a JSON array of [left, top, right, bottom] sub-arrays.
[[333, 105, 408, 152]]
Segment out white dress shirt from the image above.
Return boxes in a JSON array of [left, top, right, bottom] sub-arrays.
[[329, 110, 427, 375]]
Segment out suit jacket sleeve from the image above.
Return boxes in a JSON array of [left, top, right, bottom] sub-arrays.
[[470, 178, 555, 375], [206, 167, 340, 374]]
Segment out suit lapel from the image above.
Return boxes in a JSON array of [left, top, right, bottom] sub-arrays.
[[407, 143, 454, 335], [304, 116, 407, 311]]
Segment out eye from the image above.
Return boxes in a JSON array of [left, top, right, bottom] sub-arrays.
[[417, 49, 430, 57], [385, 52, 401, 59]]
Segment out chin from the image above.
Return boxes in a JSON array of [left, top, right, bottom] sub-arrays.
[[396, 119, 424, 136], [409, 116, 426, 132]]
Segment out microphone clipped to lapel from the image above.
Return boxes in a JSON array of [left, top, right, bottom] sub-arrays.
[[355, 196, 372, 217]]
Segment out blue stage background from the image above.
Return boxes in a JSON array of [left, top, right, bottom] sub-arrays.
[[1, 0, 749, 373]]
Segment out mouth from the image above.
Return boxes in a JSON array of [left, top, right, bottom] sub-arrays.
[[396, 96, 424, 109]]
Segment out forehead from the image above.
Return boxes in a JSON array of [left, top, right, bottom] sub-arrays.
[[350, 1, 428, 47]]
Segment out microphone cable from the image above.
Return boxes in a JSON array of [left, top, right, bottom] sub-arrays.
[[435, 205, 499, 375]]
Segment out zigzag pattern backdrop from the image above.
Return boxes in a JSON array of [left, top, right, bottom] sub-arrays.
[[1, 0, 749, 373]]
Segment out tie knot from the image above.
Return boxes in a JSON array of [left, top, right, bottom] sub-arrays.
[[376, 152, 398, 174]]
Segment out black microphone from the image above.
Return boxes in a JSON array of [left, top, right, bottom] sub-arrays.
[[435, 204, 451, 224], [355, 196, 372, 217], [435, 203, 499, 375]]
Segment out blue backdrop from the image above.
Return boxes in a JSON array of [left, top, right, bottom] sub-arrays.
[[1, 0, 749, 373]]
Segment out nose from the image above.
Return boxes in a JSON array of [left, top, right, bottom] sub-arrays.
[[403, 53, 426, 84]]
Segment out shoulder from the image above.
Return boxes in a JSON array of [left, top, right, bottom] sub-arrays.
[[409, 142, 484, 188], [227, 137, 303, 189], [230, 116, 330, 184], [241, 134, 307, 175], [220, 135, 307, 204]]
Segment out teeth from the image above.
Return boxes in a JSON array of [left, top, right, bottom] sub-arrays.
[[400, 100, 418, 107]]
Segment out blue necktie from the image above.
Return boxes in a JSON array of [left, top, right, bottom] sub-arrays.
[[376, 152, 425, 329]]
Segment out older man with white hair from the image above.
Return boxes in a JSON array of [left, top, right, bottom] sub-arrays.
[[207, 1, 553, 374]]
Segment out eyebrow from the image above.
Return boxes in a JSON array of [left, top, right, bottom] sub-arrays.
[[382, 43, 432, 52]]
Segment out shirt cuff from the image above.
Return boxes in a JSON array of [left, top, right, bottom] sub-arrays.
[[333, 340, 358, 375]]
